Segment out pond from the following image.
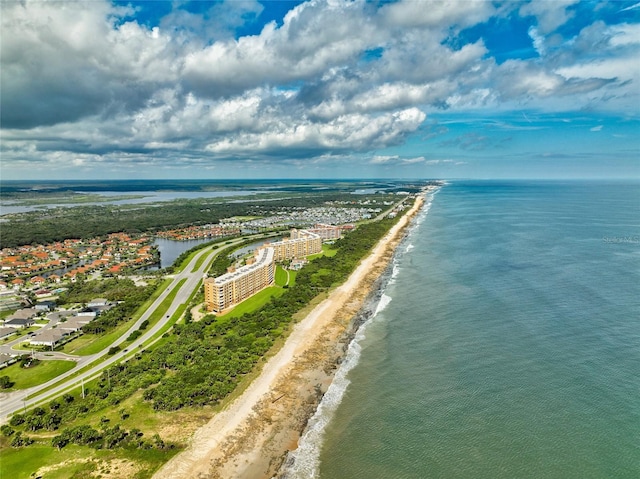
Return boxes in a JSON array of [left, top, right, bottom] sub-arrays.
[[153, 238, 213, 269], [154, 236, 282, 269]]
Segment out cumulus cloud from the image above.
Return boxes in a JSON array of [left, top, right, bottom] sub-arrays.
[[159, 0, 263, 45], [381, 0, 495, 29], [183, 0, 380, 98], [528, 26, 546, 56], [0, 1, 180, 129], [0, 0, 636, 177], [520, 0, 580, 34], [204, 108, 426, 155]]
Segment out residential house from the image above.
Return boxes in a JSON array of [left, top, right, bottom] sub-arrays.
[[28, 329, 68, 349], [35, 301, 56, 311], [58, 316, 91, 332], [87, 298, 108, 308], [0, 353, 18, 368], [3, 317, 35, 329], [30, 276, 46, 286], [47, 311, 75, 323], [6, 308, 39, 321]]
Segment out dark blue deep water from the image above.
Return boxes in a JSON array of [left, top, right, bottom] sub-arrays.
[[285, 181, 640, 479]]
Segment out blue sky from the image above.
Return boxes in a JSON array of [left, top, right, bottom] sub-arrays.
[[1, 0, 638, 180]]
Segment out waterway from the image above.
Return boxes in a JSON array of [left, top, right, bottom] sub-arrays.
[[153, 238, 215, 269], [0, 190, 261, 216], [154, 236, 280, 269]]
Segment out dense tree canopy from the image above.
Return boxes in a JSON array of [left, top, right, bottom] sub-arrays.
[[1, 192, 396, 248], [6, 209, 408, 453]]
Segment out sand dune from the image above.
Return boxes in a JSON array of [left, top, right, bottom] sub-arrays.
[[153, 193, 425, 479]]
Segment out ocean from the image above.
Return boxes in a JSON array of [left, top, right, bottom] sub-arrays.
[[284, 180, 640, 479]]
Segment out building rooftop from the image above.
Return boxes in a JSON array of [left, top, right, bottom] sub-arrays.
[[29, 329, 67, 345], [213, 246, 275, 287]]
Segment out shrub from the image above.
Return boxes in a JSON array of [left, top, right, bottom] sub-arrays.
[[0, 375, 14, 389]]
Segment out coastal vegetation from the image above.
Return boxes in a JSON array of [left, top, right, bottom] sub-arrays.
[[1, 209, 405, 477], [0, 191, 400, 249], [1, 193, 145, 206]]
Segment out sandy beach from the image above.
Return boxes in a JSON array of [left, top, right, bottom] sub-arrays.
[[153, 193, 426, 479]]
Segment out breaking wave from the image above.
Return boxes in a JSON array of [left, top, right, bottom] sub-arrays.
[[278, 185, 441, 479]]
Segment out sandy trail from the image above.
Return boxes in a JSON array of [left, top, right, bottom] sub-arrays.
[[153, 193, 426, 479]]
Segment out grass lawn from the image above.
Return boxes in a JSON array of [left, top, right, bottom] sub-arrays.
[[307, 243, 337, 261], [191, 246, 215, 272], [1, 360, 76, 390], [275, 265, 288, 286], [1, 443, 67, 479], [322, 243, 338, 257], [275, 265, 298, 287], [223, 286, 285, 319], [61, 278, 177, 356], [0, 309, 17, 320], [62, 318, 136, 356]]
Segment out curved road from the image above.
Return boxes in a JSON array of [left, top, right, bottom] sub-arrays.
[[0, 205, 405, 420], [0, 237, 249, 420]]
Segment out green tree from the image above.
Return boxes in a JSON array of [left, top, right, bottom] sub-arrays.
[[9, 414, 25, 427], [0, 375, 14, 389], [51, 434, 69, 450]]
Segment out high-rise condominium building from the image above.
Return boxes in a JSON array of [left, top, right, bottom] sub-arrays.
[[303, 224, 343, 241], [204, 227, 334, 313], [204, 246, 275, 312], [269, 230, 322, 261]]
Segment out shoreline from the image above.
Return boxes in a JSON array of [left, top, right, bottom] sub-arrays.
[[153, 192, 428, 479]]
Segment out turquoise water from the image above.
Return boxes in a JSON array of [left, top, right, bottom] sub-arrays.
[[284, 181, 640, 479]]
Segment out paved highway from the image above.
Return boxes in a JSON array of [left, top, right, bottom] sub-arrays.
[[0, 237, 250, 420]]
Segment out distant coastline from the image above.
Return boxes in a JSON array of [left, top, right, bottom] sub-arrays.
[[152, 189, 431, 479]]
